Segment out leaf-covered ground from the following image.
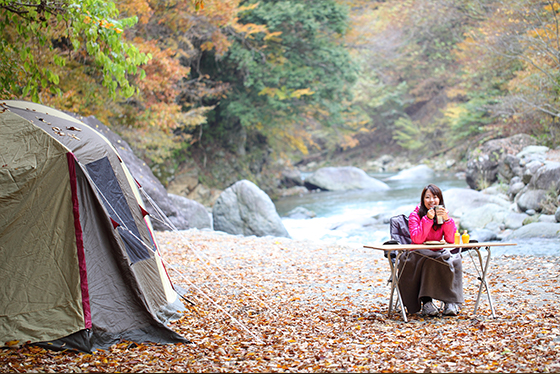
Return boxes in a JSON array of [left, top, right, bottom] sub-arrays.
[[2, 230, 559, 373]]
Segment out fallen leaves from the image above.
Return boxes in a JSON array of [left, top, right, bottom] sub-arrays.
[[1, 230, 560, 373]]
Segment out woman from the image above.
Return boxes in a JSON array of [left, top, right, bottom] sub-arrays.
[[398, 184, 463, 317]]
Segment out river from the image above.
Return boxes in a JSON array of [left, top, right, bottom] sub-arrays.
[[275, 171, 560, 257]]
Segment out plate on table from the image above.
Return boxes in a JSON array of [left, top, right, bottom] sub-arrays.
[[423, 240, 446, 245]]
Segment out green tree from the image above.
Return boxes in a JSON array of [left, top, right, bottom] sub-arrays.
[[190, 0, 358, 157], [0, 0, 151, 102]]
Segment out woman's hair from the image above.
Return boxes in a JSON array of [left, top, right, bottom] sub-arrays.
[[418, 184, 445, 230]]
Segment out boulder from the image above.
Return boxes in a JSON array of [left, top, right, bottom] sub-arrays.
[[469, 229, 498, 242], [75, 115, 190, 231], [280, 169, 304, 188], [538, 214, 557, 223], [459, 203, 508, 232], [465, 134, 536, 190], [443, 188, 511, 219], [508, 222, 560, 239], [212, 180, 290, 238], [168, 194, 212, 229], [386, 164, 435, 181], [517, 145, 549, 163], [504, 212, 529, 230], [304, 166, 389, 191], [284, 206, 316, 219], [508, 181, 525, 199], [528, 161, 560, 191], [522, 160, 545, 184], [516, 188, 548, 212], [280, 186, 309, 197]]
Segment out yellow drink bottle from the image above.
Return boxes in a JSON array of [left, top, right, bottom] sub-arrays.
[[454, 230, 460, 245], [461, 230, 470, 244]]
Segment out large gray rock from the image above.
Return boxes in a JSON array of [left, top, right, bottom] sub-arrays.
[[212, 180, 290, 238], [516, 188, 548, 212], [528, 161, 560, 191], [459, 203, 509, 232], [470, 229, 498, 242], [280, 169, 304, 188], [508, 222, 560, 239], [517, 145, 549, 163], [284, 206, 316, 219], [386, 164, 435, 181], [443, 188, 511, 219], [522, 160, 544, 184], [504, 212, 529, 230], [304, 166, 389, 191], [168, 194, 212, 229], [75, 115, 190, 231]]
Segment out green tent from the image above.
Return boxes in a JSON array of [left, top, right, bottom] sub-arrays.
[[0, 100, 187, 352]]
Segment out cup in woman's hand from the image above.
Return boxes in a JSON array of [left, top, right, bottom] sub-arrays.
[[434, 205, 444, 224]]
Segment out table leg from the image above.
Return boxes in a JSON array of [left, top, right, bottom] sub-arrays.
[[388, 251, 407, 322], [473, 246, 496, 318]]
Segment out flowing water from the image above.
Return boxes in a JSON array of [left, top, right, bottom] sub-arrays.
[[275, 172, 560, 257]]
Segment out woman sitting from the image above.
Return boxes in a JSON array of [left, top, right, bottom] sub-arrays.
[[398, 184, 463, 317]]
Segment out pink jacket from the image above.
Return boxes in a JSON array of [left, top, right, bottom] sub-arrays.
[[409, 206, 457, 246]]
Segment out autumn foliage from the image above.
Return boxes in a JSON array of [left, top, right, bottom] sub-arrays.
[[1, 230, 559, 373]]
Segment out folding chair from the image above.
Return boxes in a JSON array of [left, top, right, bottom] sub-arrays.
[[382, 214, 496, 322], [382, 214, 411, 321]]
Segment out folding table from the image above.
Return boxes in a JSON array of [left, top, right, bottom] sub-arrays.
[[364, 242, 517, 322]]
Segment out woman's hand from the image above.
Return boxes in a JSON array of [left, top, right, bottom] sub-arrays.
[[435, 206, 449, 222], [427, 208, 436, 220]]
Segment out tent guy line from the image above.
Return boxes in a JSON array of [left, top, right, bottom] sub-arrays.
[[139, 185, 279, 318]]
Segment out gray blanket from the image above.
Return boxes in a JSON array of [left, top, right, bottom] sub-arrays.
[[397, 249, 464, 314]]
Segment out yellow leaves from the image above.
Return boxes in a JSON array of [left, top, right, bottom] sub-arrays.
[[258, 86, 315, 100], [544, 3, 560, 13], [231, 22, 269, 37]]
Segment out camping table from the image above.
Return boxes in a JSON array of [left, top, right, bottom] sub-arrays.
[[363, 242, 517, 322]]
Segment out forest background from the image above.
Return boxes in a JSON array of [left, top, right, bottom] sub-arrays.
[[2, 0, 560, 200]]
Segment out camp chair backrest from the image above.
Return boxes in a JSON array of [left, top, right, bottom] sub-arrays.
[[390, 214, 412, 245]]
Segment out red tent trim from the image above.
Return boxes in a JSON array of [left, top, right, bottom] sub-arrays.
[[66, 152, 92, 329]]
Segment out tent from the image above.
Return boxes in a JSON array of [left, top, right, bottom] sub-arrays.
[[0, 100, 188, 352]]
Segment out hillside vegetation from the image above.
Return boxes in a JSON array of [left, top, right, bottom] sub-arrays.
[[2, 0, 559, 193]]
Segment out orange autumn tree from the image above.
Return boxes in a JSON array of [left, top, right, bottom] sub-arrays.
[[452, 0, 560, 145], [40, 0, 252, 165]]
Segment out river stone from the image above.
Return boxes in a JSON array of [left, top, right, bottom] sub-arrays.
[[212, 180, 290, 238], [304, 166, 389, 191], [280, 169, 304, 188], [470, 229, 498, 242], [504, 212, 529, 230], [508, 181, 525, 198], [168, 194, 212, 229], [284, 206, 316, 219], [386, 164, 435, 181], [528, 161, 560, 191], [516, 145, 550, 162], [459, 203, 508, 232], [516, 189, 548, 212], [443, 188, 511, 219], [538, 214, 557, 223], [522, 160, 544, 184], [508, 222, 560, 239]]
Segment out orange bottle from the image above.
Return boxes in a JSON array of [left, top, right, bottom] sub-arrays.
[[461, 230, 470, 244], [454, 230, 460, 245]]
